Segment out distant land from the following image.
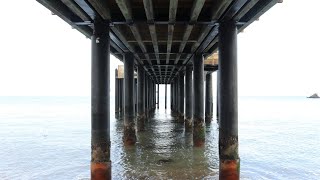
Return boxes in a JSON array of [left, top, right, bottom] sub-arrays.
[[307, 93, 319, 98]]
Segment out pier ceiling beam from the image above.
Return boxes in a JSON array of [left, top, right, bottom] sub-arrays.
[[168, 0, 206, 84], [142, 0, 162, 82], [115, 0, 158, 82], [38, 0, 280, 84], [165, 0, 178, 84], [38, 0, 280, 73], [218, 21, 239, 180], [91, 20, 111, 180]]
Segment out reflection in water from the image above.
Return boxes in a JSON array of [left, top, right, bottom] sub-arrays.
[[112, 108, 219, 179]]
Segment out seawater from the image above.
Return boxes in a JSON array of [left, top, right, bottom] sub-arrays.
[[0, 96, 319, 179]]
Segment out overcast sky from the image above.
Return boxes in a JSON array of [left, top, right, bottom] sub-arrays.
[[0, 0, 319, 96]]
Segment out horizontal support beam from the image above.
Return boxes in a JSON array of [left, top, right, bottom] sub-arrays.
[[74, 20, 247, 26]]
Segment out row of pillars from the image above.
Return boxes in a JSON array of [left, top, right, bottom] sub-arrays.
[[90, 19, 239, 179], [115, 67, 158, 116]]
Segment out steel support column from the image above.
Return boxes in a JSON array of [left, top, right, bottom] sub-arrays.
[[217, 71, 219, 121], [178, 71, 184, 122], [157, 83, 160, 109], [150, 80, 152, 110], [123, 53, 136, 146], [171, 82, 175, 112], [205, 72, 213, 123], [218, 21, 239, 180], [193, 54, 205, 147], [145, 75, 149, 118], [134, 78, 137, 114], [154, 82, 156, 108], [137, 66, 145, 131], [165, 84, 167, 109], [119, 78, 123, 114], [149, 79, 153, 111], [115, 69, 119, 114], [91, 20, 111, 179], [185, 66, 193, 131], [175, 77, 179, 116], [152, 81, 154, 109]]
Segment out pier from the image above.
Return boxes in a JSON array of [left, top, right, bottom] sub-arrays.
[[36, 0, 281, 179]]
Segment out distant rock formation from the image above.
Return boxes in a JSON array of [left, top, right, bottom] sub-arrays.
[[307, 93, 319, 98]]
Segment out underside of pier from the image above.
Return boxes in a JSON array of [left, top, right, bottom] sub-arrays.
[[37, 0, 278, 83], [37, 0, 280, 179]]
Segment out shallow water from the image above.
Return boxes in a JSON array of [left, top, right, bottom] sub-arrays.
[[0, 96, 319, 179]]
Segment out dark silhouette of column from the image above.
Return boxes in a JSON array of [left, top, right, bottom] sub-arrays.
[[165, 84, 167, 109], [137, 66, 145, 131], [115, 69, 119, 114], [185, 66, 193, 131], [193, 54, 205, 147], [218, 21, 239, 180], [91, 19, 111, 179], [205, 72, 213, 123], [123, 53, 136, 146], [178, 71, 184, 122]]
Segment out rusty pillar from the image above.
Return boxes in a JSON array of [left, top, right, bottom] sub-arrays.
[[217, 70, 219, 121], [134, 77, 137, 114], [145, 75, 149, 118], [205, 72, 213, 123], [193, 54, 205, 147], [118, 78, 123, 115], [152, 81, 154, 109], [115, 69, 119, 114], [170, 83, 173, 110], [178, 71, 184, 122], [154, 82, 156, 109], [91, 20, 111, 179], [175, 77, 179, 116], [123, 52, 136, 146], [185, 66, 193, 131], [171, 82, 174, 112], [157, 83, 160, 109], [137, 66, 145, 131], [149, 79, 152, 111], [173, 77, 178, 116], [172, 80, 176, 113], [218, 21, 239, 180], [165, 84, 167, 109]]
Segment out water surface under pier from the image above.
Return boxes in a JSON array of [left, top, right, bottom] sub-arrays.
[[1, 96, 320, 179]]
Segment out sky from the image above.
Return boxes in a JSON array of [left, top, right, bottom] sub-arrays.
[[0, 0, 319, 96]]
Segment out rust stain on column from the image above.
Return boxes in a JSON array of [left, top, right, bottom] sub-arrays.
[[219, 136, 240, 180], [123, 53, 136, 146], [137, 113, 146, 132], [91, 141, 111, 180], [219, 159, 240, 180], [193, 117, 205, 147]]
